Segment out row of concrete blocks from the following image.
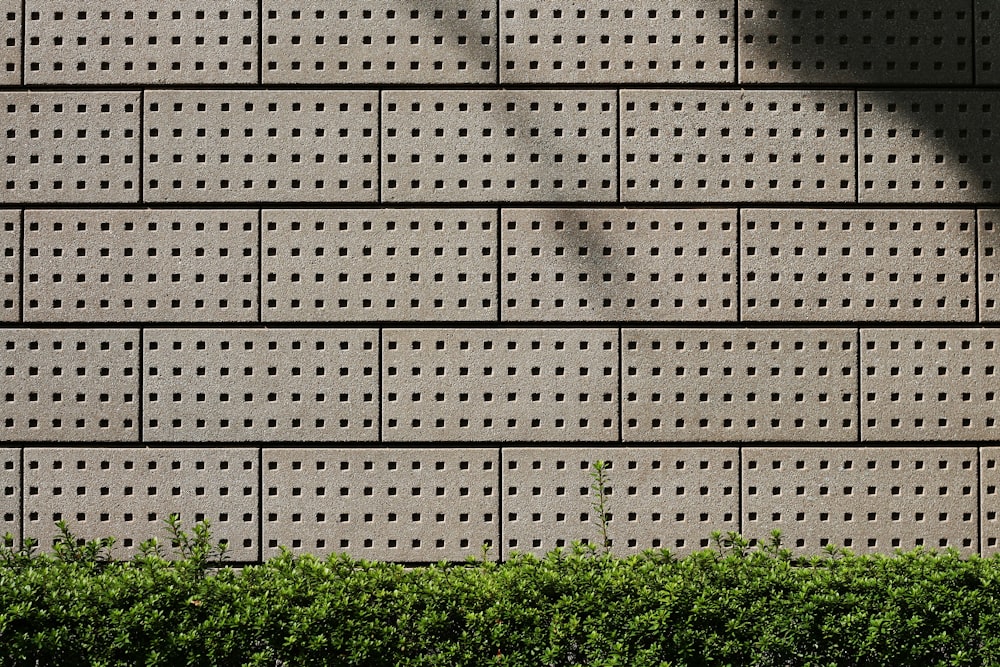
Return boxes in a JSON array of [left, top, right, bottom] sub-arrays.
[[3, 207, 1000, 323], [0, 1, 998, 86], [1, 445, 998, 561], [5, 89, 1000, 204]]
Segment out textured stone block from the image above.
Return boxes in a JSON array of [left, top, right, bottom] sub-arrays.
[[263, 448, 498, 561], [979, 210, 1000, 320], [623, 328, 857, 441], [383, 328, 617, 441], [263, 209, 496, 322], [144, 329, 378, 442], [981, 448, 1000, 555], [382, 90, 617, 202], [25, 2, 257, 84], [144, 91, 377, 203], [744, 447, 977, 554], [502, 208, 736, 321], [0, 92, 140, 204], [24, 209, 257, 322], [1, 329, 139, 441], [977, 0, 1000, 84], [0, 210, 17, 322], [501, 2, 733, 83], [0, 449, 18, 545], [621, 90, 855, 202], [24, 448, 258, 559], [742, 209, 975, 321], [0, 1, 19, 84], [502, 447, 738, 558]]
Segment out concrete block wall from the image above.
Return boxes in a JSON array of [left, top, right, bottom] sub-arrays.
[[2, 2, 1000, 562]]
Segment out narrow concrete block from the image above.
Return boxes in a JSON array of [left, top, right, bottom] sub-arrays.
[[382, 90, 617, 202], [24, 448, 258, 560], [623, 328, 858, 441], [144, 91, 378, 203], [977, 0, 1000, 85], [263, 448, 499, 561], [501, 2, 734, 84], [0, 92, 140, 204], [979, 210, 1000, 320], [744, 447, 977, 555], [24, 210, 257, 323], [383, 328, 617, 441], [621, 90, 855, 202], [980, 448, 1000, 555], [742, 209, 976, 321], [263, 209, 497, 321], [0, 0, 20, 84], [502, 447, 738, 559], [502, 208, 736, 321], [1, 329, 139, 441], [0, 449, 18, 544], [0, 210, 17, 322]]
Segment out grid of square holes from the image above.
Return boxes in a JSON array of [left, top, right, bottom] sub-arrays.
[[144, 91, 377, 203], [861, 329, 1000, 441], [980, 210, 1000, 320], [977, 0, 1000, 84], [24, 209, 257, 323], [1, 93, 140, 204], [263, 449, 498, 561], [0, 210, 17, 321], [622, 328, 857, 441], [620, 90, 855, 202], [25, 2, 257, 84], [980, 448, 1000, 555], [1, 329, 139, 441], [144, 329, 378, 442], [0, 449, 18, 544], [502, 448, 738, 558], [740, 2, 973, 85], [263, 2, 495, 84], [500, 2, 733, 83], [742, 209, 976, 322], [0, 1, 18, 84], [263, 209, 496, 321], [744, 447, 977, 554], [382, 90, 617, 202], [502, 208, 736, 321], [24, 448, 258, 559], [383, 328, 617, 441]]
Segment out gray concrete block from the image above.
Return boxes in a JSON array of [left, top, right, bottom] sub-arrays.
[[263, 448, 498, 561], [861, 329, 1000, 441], [623, 328, 858, 441], [144, 328, 378, 442], [744, 447, 977, 555], [0, 449, 18, 545], [743, 209, 976, 322], [263, 1, 496, 84], [0, 92, 140, 204], [977, 0, 1000, 85], [383, 328, 617, 441], [24, 209, 257, 323], [1, 329, 139, 441], [621, 90, 855, 202], [500, 2, 734, 84], [0, 0, 20, 84], [25, 2, 257, 84], [263, 209, 496, 322], [144, 91, 378, 203], [501, 208, 736, 321], [382, 90, 617, 202], [980, 448, 1000, 555], [502, 447, 738, 559], [979, 210, 1000, 320], [0, 210, 17, 322], [24, 448, 258, 560], [740, 1, 973, 85]]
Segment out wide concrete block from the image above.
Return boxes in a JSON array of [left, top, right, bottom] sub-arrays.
[[0, 92, 140, 204], [383, 328, 617, 441], [0, 210, 17, 321], [623, 328, 858, 441], [24, 448, 258, 560], [621, 90, 855, 202], [144, 91, 378, 203], [1, 329, 139, 441], [502, 447, 738, 558], [24, 209, 257, 322], [263, 1, 496, 84], [742, 209, 975, 321], [500, 2, 734, 84], [979, 210, 1000, 320], [744, 447, 977, 555], [501, 209, 737, 321], [25, 2, 257, 84], [263, 209, 497, 322], [977, 0, 1000, 85], [0, 0, 19, 84], [144, 329, 378, 442], [382, 90, 617, 202], [0, 449, 18, 545], [980, 448, 1000, 555], [263, 448, 499, 561]]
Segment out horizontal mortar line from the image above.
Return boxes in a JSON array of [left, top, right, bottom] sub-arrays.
[[4, 322, 1000, 331], [8, 440, 995, 449], [6, 201, 1000, 210]]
